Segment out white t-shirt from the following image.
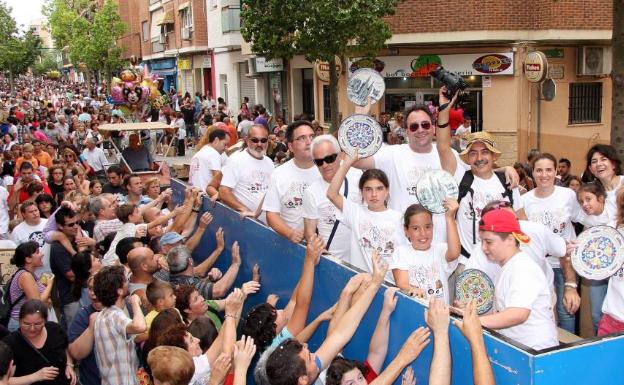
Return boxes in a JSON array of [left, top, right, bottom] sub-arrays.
[[11, 221, 46, 248], [221, 150, 274, 220], [102, 223, 137, 266], [302, 169, 361, 261], [456, 172, 522, 261], [189, 145, 223, 190], [262, 159, 321, 231], [373, 144, 463, 244], [340, 198, 405, 274], [605, 175, 624, 216], [603, 222, 624, 321], [575, 206, 613, 229], [82, 147, 108, 172], [465, 220, 565, 289], [190, 354, 211, 385], [521, 186, 579, 268], [494, 251, 558, 350], [0, 187, 8, 235], [390, 242, 457, 304]]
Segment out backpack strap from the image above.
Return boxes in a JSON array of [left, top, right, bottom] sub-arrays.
[[494, 170, 514, 207], [458, 170, 478, 247], [326, 177, 349, 250]]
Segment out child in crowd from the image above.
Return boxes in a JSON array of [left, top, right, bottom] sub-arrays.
[[90, 179, 102, 196], [144, 281, 178, 333], [327, 151, 404, 274], [576, 182, 611, 227], [391, 201, 460, 303], [599, 188, 624, 335]]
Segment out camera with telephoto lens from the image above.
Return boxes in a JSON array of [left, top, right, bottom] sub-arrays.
[[429, 66, 469, 101]]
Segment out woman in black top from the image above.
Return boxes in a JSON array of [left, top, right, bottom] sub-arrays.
[[3, 299, 76, 385], [47, 165, 65, 203]]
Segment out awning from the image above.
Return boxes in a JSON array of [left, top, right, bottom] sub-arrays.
[[157, 11, 174, 25], [178, 2, 190, 11], [152, 69, 177, 76]]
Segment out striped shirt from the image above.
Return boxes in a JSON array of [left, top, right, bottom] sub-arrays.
[[94, 305, 138, 385]]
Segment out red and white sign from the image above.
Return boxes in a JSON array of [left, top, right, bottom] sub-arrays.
[[524, 51, 548, 83]]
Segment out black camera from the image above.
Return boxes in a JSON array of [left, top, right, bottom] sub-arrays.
[[429, 66, 468, 100]]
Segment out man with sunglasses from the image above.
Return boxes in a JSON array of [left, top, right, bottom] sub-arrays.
[[220, 124, 275, 221], [303, 135, 361, 259], [50, 206, 91, 330], [263, 121, 321, 243], [353, 102, 463, 245]]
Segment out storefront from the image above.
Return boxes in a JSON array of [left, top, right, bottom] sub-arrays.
[[178, 57, 193, 95], [348, 53, 515, 131], [255, 57, 288, 120], [148, 58, 177, 92]]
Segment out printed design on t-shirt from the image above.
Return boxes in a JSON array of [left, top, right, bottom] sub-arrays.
[[462, 191, 505, 221], [528, 208, 567, 235], [319, 204, 337, 226], [29, 231, 45, 248], [405, 166, 431, 198], [358, 220, 396, 260], [281, 182, 309, 210], [246, 171, 271, 194], [407, 263, 444, 300]]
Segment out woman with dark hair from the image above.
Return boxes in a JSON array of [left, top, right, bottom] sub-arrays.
[[47, 165, 65, 201], [6, 242, 54, 331], [35, 194, 57, 219], [584, 143, 623, 333], [3, 299, 76, 384], [70, 252, 102, 308], [175, 284, 222, 328]]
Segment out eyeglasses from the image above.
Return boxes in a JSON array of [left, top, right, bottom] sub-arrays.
[[313, 153, 338, 167], [249, 137, 268, 144], [294, 134, 314, 143], [408, 121, 432, 132], [21, 321, 44, 329]]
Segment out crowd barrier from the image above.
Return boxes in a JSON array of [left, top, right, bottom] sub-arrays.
[[171, 179, 622, 385]]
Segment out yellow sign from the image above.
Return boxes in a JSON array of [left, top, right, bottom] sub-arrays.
[[178, 59, 192, 70], [315, 57, 342, 83], [0, 249, 16, 285]]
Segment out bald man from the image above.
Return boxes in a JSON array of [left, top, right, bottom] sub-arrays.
[[128, 246, 161, 309]]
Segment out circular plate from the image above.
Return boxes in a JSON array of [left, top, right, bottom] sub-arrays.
[[338, 114, 383, 158], [347, 68, 386, 106], [571, 225, 624, 280], [455, 269, 495, 315], [415, 170, 459, 214]]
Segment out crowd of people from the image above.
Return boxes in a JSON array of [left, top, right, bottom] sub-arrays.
[[0, 72, 621, 385]]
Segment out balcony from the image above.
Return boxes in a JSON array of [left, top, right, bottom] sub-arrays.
[[221, 6, 240, 33]]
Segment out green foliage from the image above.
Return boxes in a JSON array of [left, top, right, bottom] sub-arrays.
[[45, 0, 127, 79], [0, 1, 42, 81], [32, 52, 61, 76], [241, 0, 398, 62]]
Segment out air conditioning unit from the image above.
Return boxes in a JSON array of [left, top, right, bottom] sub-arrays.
[[577, 46, 612, 76], [158, 34, 166, 44], [245, 58, 260, 78], [181, 27, 191, 40]]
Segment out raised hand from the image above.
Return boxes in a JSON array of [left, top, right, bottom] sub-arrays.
[[398, 327, 431, 363], [453, 300, 483, 343], [225, 288, 244, 314], [371, 250, 389, 284], [382, 287, 399, 314], [215, 227, 224, 250], [242, 280, 261, 297], [305, 234, 325, 265], [231, 241, 241, 265], [402, 367, 416, 385], [424, 297, 450, 334], [234, 335, 257, 371], [198, 212, 214, 229]]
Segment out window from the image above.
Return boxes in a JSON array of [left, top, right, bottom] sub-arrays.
[[142, 21, 149, 41], [323, 85, 331, 122], [182, 7, 193, 29], [221, 5, 240, 33], [569, 82, 602, 124]]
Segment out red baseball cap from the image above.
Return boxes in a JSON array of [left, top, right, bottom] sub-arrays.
[[479, 209, 530, 244]]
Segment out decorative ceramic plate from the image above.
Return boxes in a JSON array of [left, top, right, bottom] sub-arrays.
[[347, 68, 386, 106], [455, 269, 495, 315], [415, 170, 459, 214], [571, 225, 624, 280], [338, 114, 383, 158]]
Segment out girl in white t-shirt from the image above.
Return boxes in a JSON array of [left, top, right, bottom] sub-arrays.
[[327, 152, 404, 273], [391, 201, 460, 304], [599, 188, 624, 335]]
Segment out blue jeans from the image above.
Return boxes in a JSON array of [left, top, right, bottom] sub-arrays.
[[588, 278, 609, 334], [554, 268, 576, 333]]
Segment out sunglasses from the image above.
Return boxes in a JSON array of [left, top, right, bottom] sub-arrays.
[[249, 137, 268, 144], [64, 221, 79, 227], [313, 153, 338, 167], [408, 121, 432, 132]]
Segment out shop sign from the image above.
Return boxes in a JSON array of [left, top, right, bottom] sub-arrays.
[[524, 51, 548, 83], [316, 57, 342, 82], [202, 57, 212, 68], [544, 48, 564, 59], [178, 58, 191, 70], [548, 64, 565, 80], [256, 57, 284, 72], [352, 53, 514, 78]]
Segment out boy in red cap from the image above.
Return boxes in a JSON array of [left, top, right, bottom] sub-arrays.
[[474, 209, 558, 350]]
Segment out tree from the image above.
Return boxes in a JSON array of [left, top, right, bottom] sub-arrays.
[[45, 0, 126, 90], [32, 51, 61, 76], [0, 2, 41, 89], [612, 0, 624, 158], [241, 0, 398, 131]]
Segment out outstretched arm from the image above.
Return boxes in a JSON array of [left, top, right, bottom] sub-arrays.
[[425, 297, 451, 385], [435, 86, 459, 175], [367, 287, 399, 373], [327, 152, 358, 211], [454, 300, 495, 385]]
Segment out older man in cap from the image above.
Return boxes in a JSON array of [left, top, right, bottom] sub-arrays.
[[436, 101, 523, 263]]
